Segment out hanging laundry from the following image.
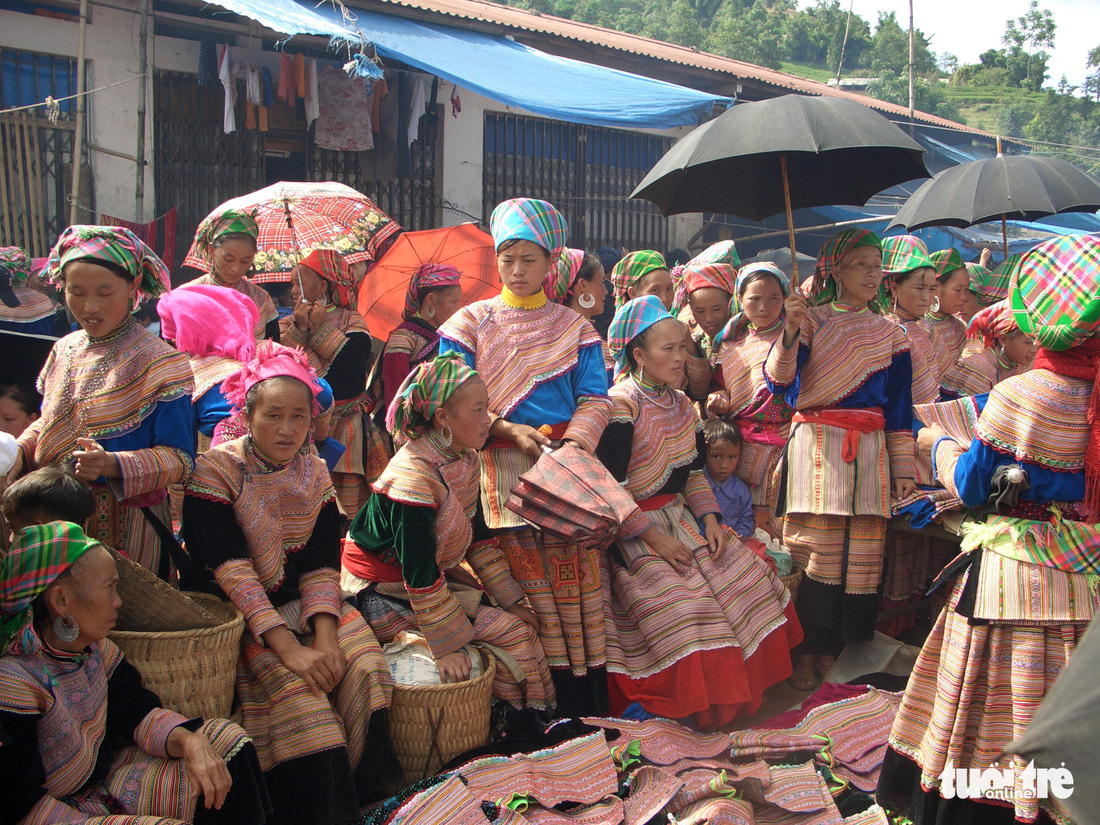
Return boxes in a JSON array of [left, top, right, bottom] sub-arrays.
[[370, 76, 388, 132], [450, 83, 461, 118], [218, 44, 236, 134], [360, 71, 398, 182], [197, 36, 217, 86], [305, 59, 320, 129], [261, 66, 274, 107], [407, 73, 426, 147], [294, 54, 306, 99], [314, 65, 373, 152], [277, 52, 296, 104], [245, 65, 261, 105]]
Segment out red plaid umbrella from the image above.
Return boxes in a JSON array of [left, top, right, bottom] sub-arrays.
[[505, 444, 639, 548], [357, 223, 501, 342], [182, 181, 402, 282]]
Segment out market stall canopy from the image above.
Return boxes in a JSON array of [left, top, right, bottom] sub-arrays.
[[206, 0, 731, 130]]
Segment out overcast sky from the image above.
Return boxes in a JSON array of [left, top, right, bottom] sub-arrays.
[[833, 0, 1096, 87]]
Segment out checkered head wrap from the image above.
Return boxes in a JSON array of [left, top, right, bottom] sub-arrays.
[[545, 248, 586, 303], [611, 250, 668, 308], [193, 208, 260, 265], [807, 228, 885, 310], [881, 235, 934, 281], [1010, 234, 1100, 353], [717, 262, 791, 346], [386, 352, 479, 441], [683, 263, 735, 297], [299, 247, 356, 309], [930, 247, 965, 278], [489, 198, 568, 260], [967, 300, 1019, 349], [0, 522, 99, 654], [0, 246, 33, 287], [405, 263, 461, 318], [608, 295, 674, 376], [963, 262, 1003, 306], [44, 225, 171, 303]]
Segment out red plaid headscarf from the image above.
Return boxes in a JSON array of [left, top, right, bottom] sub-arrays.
[[299, 247, 357, 309], [966, 300, 1019, 349], [0, 522, 99, 653], [405, 262, 461, 319], [683, 263, 735, 297]]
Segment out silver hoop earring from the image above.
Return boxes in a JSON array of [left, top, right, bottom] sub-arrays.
[[578, 292, 597, 309], [439, 424, 453, 448], [54, 615, 80, 643], [426, 305, 436, 320], [836, 282, 843, 300]]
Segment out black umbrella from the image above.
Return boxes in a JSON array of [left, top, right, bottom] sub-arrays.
[[887, 152, 1100, 256], [631, 94, 929, 284], [1007, 617, 1100, 824]]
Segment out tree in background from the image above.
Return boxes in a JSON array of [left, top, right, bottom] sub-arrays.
[[868, 11, 935, 77], [1085, 46, 1100, 103], [866, 71, 960, 121], [705, 0, 790, 69], [1001, 0, 1056, 91]]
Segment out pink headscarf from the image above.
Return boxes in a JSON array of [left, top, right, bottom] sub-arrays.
[[405, 263, 461, 319], [157, 283, 258, 362], [221, 341, 321, 415]]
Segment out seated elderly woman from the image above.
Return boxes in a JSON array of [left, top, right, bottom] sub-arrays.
[[182, 342, 397, 825], [0, 521, 268, 825]]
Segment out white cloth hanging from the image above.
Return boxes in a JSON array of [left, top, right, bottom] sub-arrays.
[[218, 44, 236, 134], [407, 74, 426, 146]]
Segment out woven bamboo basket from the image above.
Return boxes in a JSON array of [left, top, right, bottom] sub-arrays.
[[109, 593, 243, 720], [388, 648, 496, 786], [780, 569, 803, 603]]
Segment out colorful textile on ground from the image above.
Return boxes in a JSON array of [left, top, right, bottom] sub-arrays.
[[157, 283, 258, 362], [386, 352, 478, 442], [881, 235, 934, 279], [192, 272, 277, 342], [44, 226, 171, 303], [192, 207, 260, 264], [1010, 234, 1100, 352], [299, 246, 357, 309], [544, 248, 585, 303], [0, 522, 97, 653], [611, 251, 667, 308], [221, 340, 321, 414], [966, 299, 1018, 348], [929, 247, 963, 278], [489, 198, 568, 258], [607, 296, 673, 375], [405, 262, 461, 319], [807, 228, 882, 308], [0, 245, 33, 286]]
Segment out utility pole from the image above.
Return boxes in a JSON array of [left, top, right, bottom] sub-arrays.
[[835, 0, 854, 85], [136, 0, 149, 223], [69, 0, 88, 225], [908, 0, 915, 135]]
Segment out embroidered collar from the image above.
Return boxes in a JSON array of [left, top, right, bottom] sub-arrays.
[[425, 427, 463, 461], [894, 306, 923, 322], [245, 437, 291, 472], [208, 270, 241, 289], [996, 348, 1016, 370], [87, 314, 137, 345], [750, 317, 784, 335], [831, 300, 870, 314], [501, 287, 547, 309]]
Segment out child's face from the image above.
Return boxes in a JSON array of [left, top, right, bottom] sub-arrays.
[[706, 438, 741, 484]]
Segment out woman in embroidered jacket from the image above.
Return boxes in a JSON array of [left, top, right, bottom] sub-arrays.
[[766, 228, 917, 691], [596, 296, 801, 728], [182, 343, 396, 825], [939, 300, 1037, 399], [926, 248, 971, 378], [191, 209, 279, 342], [707, 263, 794, 533], [0, 521, 268, 825], [0, 246, 68, 339], [156, 283, 259, 451], [342, 353, 556, 709], [281, 247, 381, 516], [7, 227, 195, 580], [438, 198, 611, 717], [546, 249, 612, 376], [878, 234, 1100, 825]]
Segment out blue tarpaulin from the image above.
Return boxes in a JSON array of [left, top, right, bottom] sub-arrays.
[[207, 0, 730, 130]]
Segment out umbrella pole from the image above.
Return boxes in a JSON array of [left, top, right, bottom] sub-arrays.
[[1001, 213, 1009, 259], [780, 155, 799, 288]]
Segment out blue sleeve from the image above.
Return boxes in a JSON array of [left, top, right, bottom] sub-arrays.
[[882, 350, 914, 432], [734, 480, 755, 537], [945, 439, 1085, 508], [438, 337, 476, 369], [99, 394, 195, 460], [195, 385, 233, 438], [571, 342, 610, 399]]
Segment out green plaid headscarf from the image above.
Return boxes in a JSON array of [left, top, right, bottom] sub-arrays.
[[1009, 234, 1100, 352], [611, 250, 668, 308], [808, 228, 888, 312], [44, 226, 171, 303], [881, 235, 935, 281], [0, 246, 33, 287], [194, 208, 260, 265], [385, 352, 479, 441], [964, 262, 1005, 306], [0, 522, 100, 654], [930, 248, 965, 279]]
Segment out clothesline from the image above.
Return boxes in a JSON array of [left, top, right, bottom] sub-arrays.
[[0, 73, 148, 120]]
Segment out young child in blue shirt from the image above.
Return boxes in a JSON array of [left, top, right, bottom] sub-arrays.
[[700, 418, 754, 538]]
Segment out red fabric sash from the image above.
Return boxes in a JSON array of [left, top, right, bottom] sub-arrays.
[[341, 537, 402, 583], [792, 407, 885, 463], [1034, 337, 1100, 516], [637, 493, 677, 511], [484, 421, 568, 451], [735, 419, 787, 447]]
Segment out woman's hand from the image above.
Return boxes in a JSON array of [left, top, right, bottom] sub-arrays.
[[684, 324, 702, 357], [307, 301, 328, 332], [436, 650, 471, 684], [783, 293, 808, 346], [73, 438, 120, 481], [310, 615, 347, 686], [291, 299, 312, 332], [893, 478, 917, 499], [270, 633, 342, 697], [496, 421, 551, 460], [702, 514, 728, 560], [505, 603, 539, 631], [915, 423, 948, 455], [166, 727, 232, 810], [641, 526, 694, 574], [2, 449, 22, 490], [706, 391, 730, 416], [979, 248, 993, 269]]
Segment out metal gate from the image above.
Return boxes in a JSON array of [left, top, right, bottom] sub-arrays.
[[483, 113, 671, 250], [0, 48, 84, 256], [154, 71, 266, 274]]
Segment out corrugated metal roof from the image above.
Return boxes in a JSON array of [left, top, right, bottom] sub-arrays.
[[356, 0, 989, 136]]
